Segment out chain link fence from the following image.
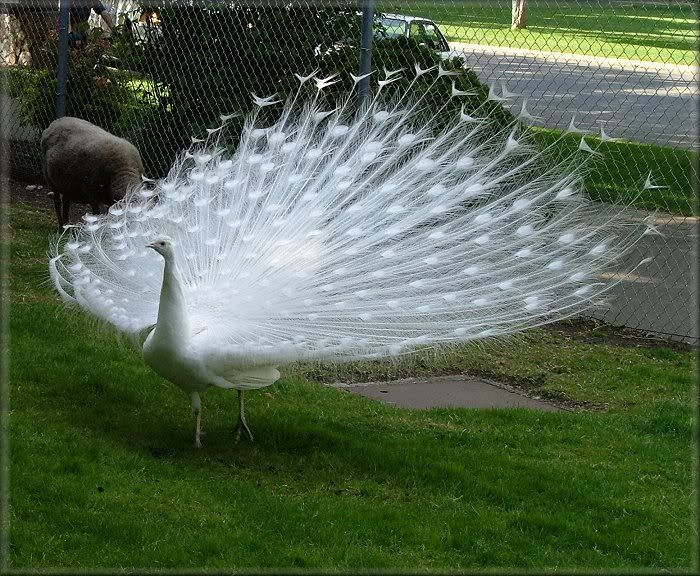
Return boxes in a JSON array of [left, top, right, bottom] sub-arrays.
[[1, 0, 697, 342]]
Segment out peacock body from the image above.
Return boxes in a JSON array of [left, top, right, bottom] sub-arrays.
[[49, 66, 652, 445]]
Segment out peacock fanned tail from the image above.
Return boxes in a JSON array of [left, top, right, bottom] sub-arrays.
[[49, 65, 653, 365]]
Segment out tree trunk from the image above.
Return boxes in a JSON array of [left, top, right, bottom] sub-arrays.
[[511, 0, 527, 30]]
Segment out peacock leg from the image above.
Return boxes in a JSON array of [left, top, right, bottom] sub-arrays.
[[194, 408, 202, 448], [191, 392, 202, 448], [234, 390, 254, 442]]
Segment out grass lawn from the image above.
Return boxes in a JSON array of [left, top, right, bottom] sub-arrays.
[[532, 128, 699, 216], [379, 0, 699, 65], [6, 203, 696, 570]]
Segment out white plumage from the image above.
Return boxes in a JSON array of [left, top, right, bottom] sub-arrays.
[[49, 66, 651, 446]]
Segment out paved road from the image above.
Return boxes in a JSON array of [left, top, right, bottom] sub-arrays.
[[594, 211, 697, 343], [453, 45, 697, 342], [453, 43, 698, 150]]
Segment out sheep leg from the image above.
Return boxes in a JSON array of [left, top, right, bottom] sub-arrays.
[[53, 191, 63, 230], [61, 197, 71, 228], [90, 203, 100, 216]]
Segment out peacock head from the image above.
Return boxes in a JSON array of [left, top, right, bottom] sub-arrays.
[[146, 236, 175, 259]]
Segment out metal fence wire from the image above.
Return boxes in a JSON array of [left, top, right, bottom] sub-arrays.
[[1, 0, 698, 342]]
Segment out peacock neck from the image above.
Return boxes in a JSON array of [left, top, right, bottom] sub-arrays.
[[154, 254, 190, 347]]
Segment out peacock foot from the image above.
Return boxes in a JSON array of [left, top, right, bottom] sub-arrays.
[[234, 417, 254, 443]]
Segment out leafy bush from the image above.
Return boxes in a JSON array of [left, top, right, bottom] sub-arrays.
[[112, 4, 512, 176], [11, 26, 139, 133]]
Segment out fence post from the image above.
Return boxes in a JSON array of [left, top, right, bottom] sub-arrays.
[[359, 0, 376, 105], [56, 0, 71, 119]]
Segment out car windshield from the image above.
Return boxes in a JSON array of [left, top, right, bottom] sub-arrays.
[[379, 18, 406, 39], [409, 21, 447, 51]]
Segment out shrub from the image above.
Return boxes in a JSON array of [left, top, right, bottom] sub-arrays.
[[12, 26, 139, 133], [112, 4, 513, 176]]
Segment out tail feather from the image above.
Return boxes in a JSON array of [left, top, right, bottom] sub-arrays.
[[49, 67, 650, 363]]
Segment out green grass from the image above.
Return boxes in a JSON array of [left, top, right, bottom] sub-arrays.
[[532, 128, 699, 216], [7, 204, 697, 569], [379, 0, 699, 65]]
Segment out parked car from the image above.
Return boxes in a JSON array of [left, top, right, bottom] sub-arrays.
[[377, 13, 464, 62]]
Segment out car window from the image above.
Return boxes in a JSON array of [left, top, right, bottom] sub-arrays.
[[379, 18, 406, 39], [409, 21, 448, 51]]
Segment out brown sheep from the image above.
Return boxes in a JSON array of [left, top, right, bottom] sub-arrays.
[[41, 117, 144, 229]]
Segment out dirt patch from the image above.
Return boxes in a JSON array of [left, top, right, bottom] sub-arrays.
[[5, 175, 95, 225], [543, 317, 695, 353]]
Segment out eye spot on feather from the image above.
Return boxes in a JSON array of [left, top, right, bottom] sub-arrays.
[[428, 184, 446, 196], [455, 156, 475, 169], [524, 296, 541, 310], [397, 133, 417, 146], [416, 157, 436, 171], [331, 125, 349, 137], [556, 187, 575, 199], [464, 265, 479, 276], [247, 154, 263, 165], [559, 233, 575, 244], [464, 183, 484, 196], [306, 148, 323, 160], [268, 131, 286, 145], [512, 198, 531, 211], [373, 110, 390, 122]]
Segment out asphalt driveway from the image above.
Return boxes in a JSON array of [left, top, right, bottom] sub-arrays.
[[453, 43, 698, 150]]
